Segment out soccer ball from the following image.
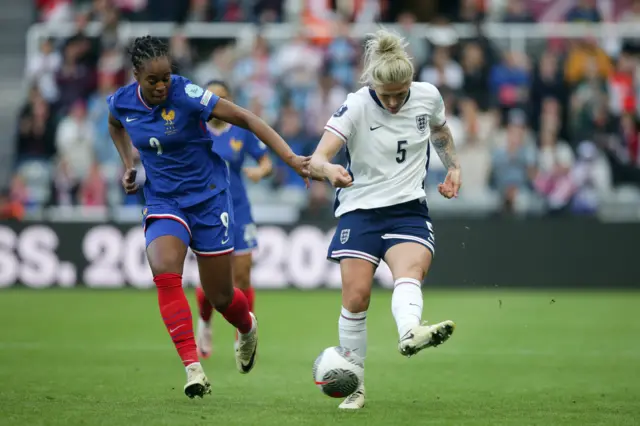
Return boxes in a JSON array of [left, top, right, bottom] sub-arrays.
[[312, 346, 364, 398]]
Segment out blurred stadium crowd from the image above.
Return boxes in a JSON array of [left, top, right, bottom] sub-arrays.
[[5, 0, 640, 220]]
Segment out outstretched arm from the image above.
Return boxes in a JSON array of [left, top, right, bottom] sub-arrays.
[[210, 99, 309, 184]]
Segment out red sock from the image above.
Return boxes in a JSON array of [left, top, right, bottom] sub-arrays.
[[219, 288, 253, 334], [154, 273, 198, 367], [195, 286, 214, 322], [241, 287, 255, 313]]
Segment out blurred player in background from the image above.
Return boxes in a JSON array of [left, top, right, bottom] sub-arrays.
[[310, 29, 461, 410], [107, 36, 310, 398], [195, 80, 273, 358]]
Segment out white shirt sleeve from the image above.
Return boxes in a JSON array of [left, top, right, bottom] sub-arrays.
[[425, 84, 447, 128], [324, 93, 361, 143]]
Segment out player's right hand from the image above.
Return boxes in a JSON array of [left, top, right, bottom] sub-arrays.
[[288, 155, 312, 188], [324, 164, 353, 188], [122, 168, 139, 194]]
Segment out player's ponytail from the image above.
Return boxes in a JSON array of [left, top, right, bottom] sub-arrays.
[[360, 29, 414, 88]]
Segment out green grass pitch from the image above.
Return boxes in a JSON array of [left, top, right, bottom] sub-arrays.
[[0, 288, 639, 425]]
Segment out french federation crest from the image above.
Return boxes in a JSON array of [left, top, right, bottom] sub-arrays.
[[340, 229, 350, 244], [416, 114, 428, 134]]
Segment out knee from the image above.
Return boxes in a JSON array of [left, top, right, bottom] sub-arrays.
[[342, 288, 370, 313], [233, 268, 251, 290], [210, 286, 234, 311]]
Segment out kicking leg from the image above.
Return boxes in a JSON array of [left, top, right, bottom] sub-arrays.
[[337, 258, 375, 410], [384, 243, 455, 357], [196, 254, 257, 374], [145, 219, 210, 398]]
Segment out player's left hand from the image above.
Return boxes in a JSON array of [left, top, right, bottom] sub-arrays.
[[287, 155, 312, 188], [438, 168, 461, 199], [243, 167, 265, 183]]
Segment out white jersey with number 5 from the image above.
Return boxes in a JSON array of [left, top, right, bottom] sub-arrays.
[[325, 82, 446, 217]]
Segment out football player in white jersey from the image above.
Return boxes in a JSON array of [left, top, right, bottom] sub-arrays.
[[310, 29, 462, 410]]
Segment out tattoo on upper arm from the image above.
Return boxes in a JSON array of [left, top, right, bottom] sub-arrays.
[[430, 124, 460, 170]]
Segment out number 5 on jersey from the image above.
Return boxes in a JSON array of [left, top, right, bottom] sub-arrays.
[[150, 137, 163, 155], [396, 140, 407, 164]]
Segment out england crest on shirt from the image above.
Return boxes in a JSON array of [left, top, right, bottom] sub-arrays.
[[416, 114, 427, 134], [340, 229, 350, 244]]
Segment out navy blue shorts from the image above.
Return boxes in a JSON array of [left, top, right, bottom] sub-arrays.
[[327, 199, 435, 267], [232, 203, 258, 256], [143, 190, 235, 256]]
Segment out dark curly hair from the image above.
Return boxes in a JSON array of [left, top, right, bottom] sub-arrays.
[[129, 35, 169, 72]]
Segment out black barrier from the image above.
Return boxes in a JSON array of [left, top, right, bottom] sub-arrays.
[[0, 219, 638, 289]]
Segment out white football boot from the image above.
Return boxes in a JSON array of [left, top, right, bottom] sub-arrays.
[[184, 362, 211, 399], [398, 320, 456, 357], [339, 383, 366, 410], [235, 313, 258, 374], [196, 318, 213, 359]]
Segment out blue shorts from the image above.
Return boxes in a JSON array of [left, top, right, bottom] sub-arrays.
[[143, 190, 235, 256], [327, 199, 435, 267], [233, 203, 258, 256]]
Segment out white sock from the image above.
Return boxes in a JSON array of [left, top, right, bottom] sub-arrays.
[[338, 307, 367, 362], [392, 277, 423, 338]]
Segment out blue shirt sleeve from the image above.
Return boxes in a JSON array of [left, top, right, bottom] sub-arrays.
[[106, 93, 121, 122], [174, 75, 219, 122], [245, 130, 268, 162]]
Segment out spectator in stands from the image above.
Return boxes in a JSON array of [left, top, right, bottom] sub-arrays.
[[15, 88, 57, 160], [396, 11, 428, 70], [88, 72, 120, 181], [460, 42, 492, 112], [501, 0, 535, 23], [457, 0, 484, 22], [169, 31, 194, 77], [0, 176, 27, 220], [571, 141, 612, 214], [534, 125, 576, 214], [79, 163, 107, 206], [273, 30, 323, 111], [36, 0, 73, 23], [569, 57, 609, 143], [530, 51, 568, 133], [305, 72, 348, 138], [97, 48, 127, 87], [458, 99, 492, 195], [604, 112, 640, 185], [565, 38, 613, 87], [26, 38, 62, 104], [232, 35, 278, 116], [608, 52, 637, 117], [96, 5, 121, 51], [419, 46, 463, 92], [194, 46, 234, 87], [565, 0, 602, 23], [491, 111, 538, 213], [274, 106, 314, 189], [55, 39, 97, 116], [53, 100, 95, 205], [489, 50, 530, 124], [325, 16, 360, 90]]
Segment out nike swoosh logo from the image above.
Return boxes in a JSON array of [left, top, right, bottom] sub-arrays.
[[400, 332, 414, 342], [126, 117, 138, 122], [169, 324, 185, 333], [369, 125, 382, 131], [222, 237, 229, 244], [240, 343, 257, 373]]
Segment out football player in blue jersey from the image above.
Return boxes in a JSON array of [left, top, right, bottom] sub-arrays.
[[194, 80, 271, 358], [107, 36, 310, 399]]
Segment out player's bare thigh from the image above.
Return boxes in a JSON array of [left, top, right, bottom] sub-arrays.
[[146, 235, 188, 276], [233, 253, 253, 290], [384, 242, 433, 282], [340, 258, 376, 313], [196, 254, 234, 311]]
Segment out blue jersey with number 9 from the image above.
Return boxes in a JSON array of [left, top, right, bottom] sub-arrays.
[[107, 75, 229, 208]]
